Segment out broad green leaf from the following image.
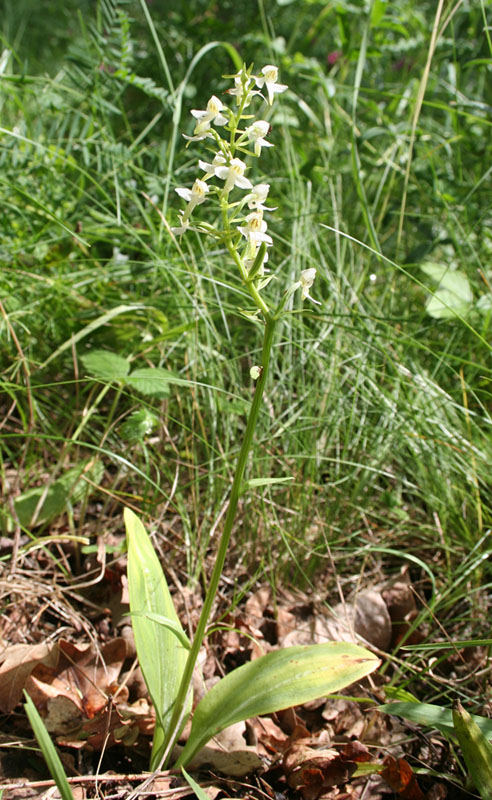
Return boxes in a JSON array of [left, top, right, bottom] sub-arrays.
[[477, 294, 492, 315], [3, 459, 103, 532], [422, 266, 473, 319], [421, 261, 449, 282], [176, 642, 380, 766], [125, 508, 191, 769], [453, 701, 492, 800], [378, 701, 492, 740], [126, 367, 187, 397], [81, 349, 130, 381], [24, 693, 74, 800]]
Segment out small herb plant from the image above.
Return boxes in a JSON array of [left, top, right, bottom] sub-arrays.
[[124, 63, 380, 772]]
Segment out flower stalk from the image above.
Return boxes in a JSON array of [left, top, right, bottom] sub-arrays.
[[157, 62, 321, 765]]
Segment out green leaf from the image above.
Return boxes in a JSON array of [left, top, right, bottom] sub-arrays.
[[176, 642, 380, 766], [3, 460, 103, 532], [378, 701, 492, 740], [241, 477, 294, 494], [81, 349, 130, 381], [421, 263, 474, 319], [24, 693, 74, 800], [420, 261, 449, 282], [131, 611, 191, 650], [126, 367, 186, 398], [119, 408, 158, 443], [124, 508, 191, 769], [453, 701, 492, 800], [181, 768, 211, 800], [41, 304, 145, 368]]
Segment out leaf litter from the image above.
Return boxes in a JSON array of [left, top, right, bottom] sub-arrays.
[[0, 538, 467, 799]]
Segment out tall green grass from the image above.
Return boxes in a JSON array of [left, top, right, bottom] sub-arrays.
[[1, 0, 491, 664]]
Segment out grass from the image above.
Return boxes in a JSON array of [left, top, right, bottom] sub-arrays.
[[1, 0, 492, 791]]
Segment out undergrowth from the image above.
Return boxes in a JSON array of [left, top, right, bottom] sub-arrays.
[[1, 0, 492, 716]]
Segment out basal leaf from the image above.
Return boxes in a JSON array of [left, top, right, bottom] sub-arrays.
[[453, 701, 492, 800], [176, 642, 380, 766], [378, 701, 492, 740], [125, 508, 191, 768]]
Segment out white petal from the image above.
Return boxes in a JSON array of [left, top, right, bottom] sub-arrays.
[[175, 187, 192, 201], [235, 174, 253, 189]]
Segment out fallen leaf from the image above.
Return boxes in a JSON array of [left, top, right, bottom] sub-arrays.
[[381, 754, 424, 799], [0, 641, 59, 712], [284, 745, 358, 800]]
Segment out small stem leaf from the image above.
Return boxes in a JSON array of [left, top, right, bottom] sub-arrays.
[[124, 508, 191, 768], [176, 642, 380, 766], [131, 611, 191, 649], [453, 700, 492, 800], [24, 693, 74, 800]]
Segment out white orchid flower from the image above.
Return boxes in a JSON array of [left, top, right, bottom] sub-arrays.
[[238, 211, 273, 246], [198, 152, 227, 180], [172, 179, 210, 234], [244, 183, 277, 211], [255, 65, 287, 105], [244, 120, 273, 157], [175, 178, 210, 207], [170, 214, 190, 236], [214, 157, 253, 192], [184, 95, 228, 141], [299, 268, 321, 305]]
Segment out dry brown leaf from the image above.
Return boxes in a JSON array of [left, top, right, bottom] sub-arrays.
[[285, 745, 356, 800], [381, 755, 424, 799], [0, 641, 59, 713], [279, 590, 391, 651]]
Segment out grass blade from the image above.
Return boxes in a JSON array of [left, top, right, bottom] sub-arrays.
[[24, 692, 74, 800]]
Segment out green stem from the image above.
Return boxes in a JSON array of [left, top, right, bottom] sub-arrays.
[[160, 315, 277, 766]]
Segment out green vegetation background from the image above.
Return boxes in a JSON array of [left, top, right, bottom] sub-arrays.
[[1, 0, 492, 669]]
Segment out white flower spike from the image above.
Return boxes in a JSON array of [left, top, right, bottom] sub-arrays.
[[245, 120, 273, 157], [299, 268, 321, 305], [214, 157, 253, 192], [255, 65, 287, 105]]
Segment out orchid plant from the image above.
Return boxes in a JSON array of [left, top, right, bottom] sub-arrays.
[[124, 63, 379, 774]]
